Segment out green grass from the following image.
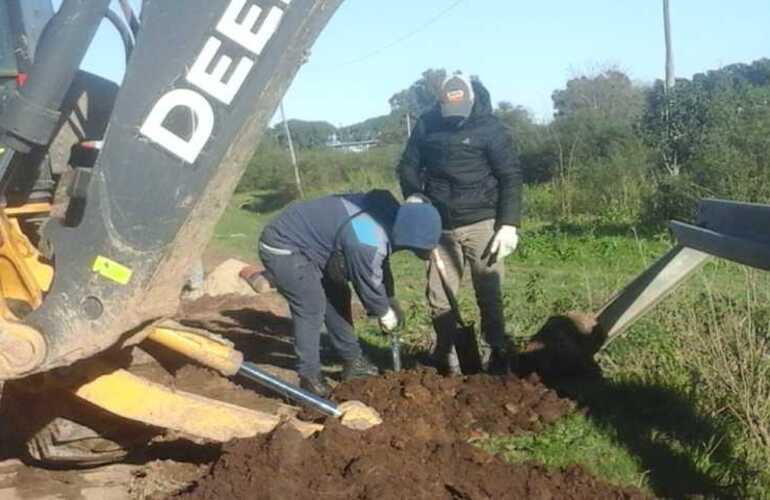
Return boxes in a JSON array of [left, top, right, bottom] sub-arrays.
[[209, 191, 281, 259], [481, 414, 645, 490], [211, 191, 770, 498]]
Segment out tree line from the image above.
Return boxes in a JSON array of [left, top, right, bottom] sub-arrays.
[[247, 59, 770, 227]]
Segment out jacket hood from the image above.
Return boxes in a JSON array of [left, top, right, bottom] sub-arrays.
[[360, 189, 400, 229], [468, 79, 493, 119]]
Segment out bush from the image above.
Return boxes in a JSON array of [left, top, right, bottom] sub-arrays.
[[238, 139, 402, 198], [571, 142, 654, 222], [681, 271, 770, 493], [640, 174, 706, 227]]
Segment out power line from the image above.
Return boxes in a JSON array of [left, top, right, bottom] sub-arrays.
[[338, 0, 467, 68]]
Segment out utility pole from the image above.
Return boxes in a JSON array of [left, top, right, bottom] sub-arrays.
[[405, 112, 412, 137], [663, 0, 675, 93], [279, 100, 304, 199], [662, 0, 678, 175]]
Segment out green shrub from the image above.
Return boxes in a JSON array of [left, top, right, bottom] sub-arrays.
[[640, 174, 705, 227]]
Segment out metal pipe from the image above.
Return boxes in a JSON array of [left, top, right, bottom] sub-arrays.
[[391, 334, 401, 372], [238, 362, 342, 418]]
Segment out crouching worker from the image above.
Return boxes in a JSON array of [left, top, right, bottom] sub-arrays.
[[258, 190, 441, 397]]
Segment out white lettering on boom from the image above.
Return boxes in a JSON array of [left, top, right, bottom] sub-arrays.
[[140, 0, 289, 164]]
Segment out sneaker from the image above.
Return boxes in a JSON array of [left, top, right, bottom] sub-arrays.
[[341, 356, 379, 381], [486, 348, 510, 376], [299, 375, 332, 398]]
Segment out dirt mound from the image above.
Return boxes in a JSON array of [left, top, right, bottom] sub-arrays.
[[178, 370, 647, 500], [180, 422, 645, 500], [333, 369, 575, 440], [177, 293, 290, 337], [519, 312, 606, 377]]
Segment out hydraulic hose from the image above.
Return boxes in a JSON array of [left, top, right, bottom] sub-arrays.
[[105, 9, 134, 63]]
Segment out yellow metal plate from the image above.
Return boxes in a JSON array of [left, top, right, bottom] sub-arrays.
[[92, 256, 133, 285]]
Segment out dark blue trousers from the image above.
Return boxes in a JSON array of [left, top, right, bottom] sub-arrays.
[[259, 249, 362, 379]]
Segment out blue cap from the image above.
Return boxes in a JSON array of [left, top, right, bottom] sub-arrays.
[[391, 203, 442, 251]]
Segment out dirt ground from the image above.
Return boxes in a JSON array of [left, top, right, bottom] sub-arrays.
[[0, 291, 296, 500], [0, 276, 646, 499], [179, 370, 646, 500]]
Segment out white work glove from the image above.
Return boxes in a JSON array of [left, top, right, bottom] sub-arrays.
[[405, 194, 427, 204], [378, 308, 399, 333], [487, 225, 519, 263]]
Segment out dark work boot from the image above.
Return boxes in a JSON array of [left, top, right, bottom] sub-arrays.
[[341, 356, 379, 381], [430, 313, 461, 376], [486, 347, 510, 376], [299, 374, 332, 398]]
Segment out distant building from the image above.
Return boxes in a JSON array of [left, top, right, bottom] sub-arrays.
[[326, 133, 378, 153]]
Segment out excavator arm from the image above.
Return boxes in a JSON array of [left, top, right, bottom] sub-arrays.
[[0, 0, 343, 380]]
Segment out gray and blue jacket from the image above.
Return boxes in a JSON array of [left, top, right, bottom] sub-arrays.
[[260, 191, 401, 317]]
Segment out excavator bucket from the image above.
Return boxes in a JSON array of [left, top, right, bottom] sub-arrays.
[[520, 199, 770, 377]]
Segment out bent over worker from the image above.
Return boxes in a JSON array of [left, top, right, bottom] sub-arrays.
[[398, 73, 523, 375], [257, 190, 441, 396]]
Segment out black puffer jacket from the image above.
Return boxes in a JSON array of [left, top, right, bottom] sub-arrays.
[[397, 80, 522, 229]]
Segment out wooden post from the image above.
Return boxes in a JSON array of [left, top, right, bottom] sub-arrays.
[[279, 100, 304, 199]]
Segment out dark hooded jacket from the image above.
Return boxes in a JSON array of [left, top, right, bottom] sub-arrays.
[[260, 190, 439, 317], [397, 80, 522, 229]]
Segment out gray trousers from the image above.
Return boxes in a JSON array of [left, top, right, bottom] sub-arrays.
[[259, 248, 362, 379], [427, 218, 506, 352]]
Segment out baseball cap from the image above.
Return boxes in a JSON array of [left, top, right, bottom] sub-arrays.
[[440, 74, 475, 119]]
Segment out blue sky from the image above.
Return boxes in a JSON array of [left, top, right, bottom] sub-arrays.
[[62, 0, 770, 125]]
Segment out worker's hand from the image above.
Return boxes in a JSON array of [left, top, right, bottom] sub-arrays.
[[388, 297, 406, 330], [378, 308, 399, 333], [405, 194, 428, 204], [486, 225, 519, 264]]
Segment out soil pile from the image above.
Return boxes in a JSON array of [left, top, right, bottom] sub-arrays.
[[178, 370, 647, 500], [519, 312, 606, 377], [333, 369, 575, 440]]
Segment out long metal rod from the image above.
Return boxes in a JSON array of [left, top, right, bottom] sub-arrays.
[[238, 362, 341, 418], [391, 333, 402, 372], [597, 245, 711, 348]]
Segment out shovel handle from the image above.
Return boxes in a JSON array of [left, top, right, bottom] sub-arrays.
[[432, 250, 469, 327]]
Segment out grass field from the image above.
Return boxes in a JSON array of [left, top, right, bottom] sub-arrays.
[[209, 191, 770, 498]]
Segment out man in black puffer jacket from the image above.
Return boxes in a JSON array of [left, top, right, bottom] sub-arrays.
[[398, 73, 522, 375]]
